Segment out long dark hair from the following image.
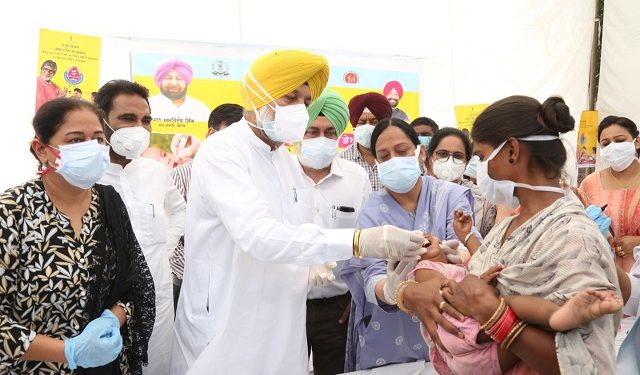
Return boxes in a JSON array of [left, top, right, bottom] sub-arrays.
[[471, 95, 575, 179]]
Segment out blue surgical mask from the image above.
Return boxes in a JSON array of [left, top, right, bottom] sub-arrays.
[[377, 155, 422, 193], [49, 140, 110, 189], [418, 135, 432, 147]]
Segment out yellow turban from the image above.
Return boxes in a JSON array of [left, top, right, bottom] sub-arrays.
[[242, 49, 330, 109]]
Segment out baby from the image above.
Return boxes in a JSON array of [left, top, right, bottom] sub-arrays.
[[406, 235, 623, 375]]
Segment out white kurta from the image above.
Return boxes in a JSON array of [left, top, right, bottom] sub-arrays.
[[171, 120, 355, 375], [100, 158, 186, 375], [148, 94, 210, 122]]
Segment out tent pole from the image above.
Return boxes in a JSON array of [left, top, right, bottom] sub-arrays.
[[588, 0, 604, 111]]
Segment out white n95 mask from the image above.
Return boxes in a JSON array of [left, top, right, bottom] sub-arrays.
[[105, 121, 150, 159], [243, 71, 309, 143], [433, 159, 466, 182], [477, 135, 566, 208], [259, 104, 310, 143], [298, 137, 338, 170]]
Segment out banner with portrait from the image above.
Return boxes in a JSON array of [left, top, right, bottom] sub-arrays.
[[131, 50, 419, 167], [36, 28, 101, 111]]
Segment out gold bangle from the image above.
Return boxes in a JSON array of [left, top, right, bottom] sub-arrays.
[[352, 229, 362, 258], [396, 280, 418, 314], [504, 322, 528, 349], [500, 320, 524, 349], [480, 298, 506, 331]]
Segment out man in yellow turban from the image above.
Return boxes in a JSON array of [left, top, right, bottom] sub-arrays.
[[172, 50, 427, 375], [298, 88, 372, 375]]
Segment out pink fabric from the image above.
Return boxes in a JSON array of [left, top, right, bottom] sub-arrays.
[[580, 170, 640, 271], [409, 261, 501, 375], [383, 80, 404, 98], [154, 58, 193, 88], [35, 77, 62, 112], [409, 261, 540, 375]]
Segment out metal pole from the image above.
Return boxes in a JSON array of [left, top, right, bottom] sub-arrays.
[[588, 0, 603, 110]]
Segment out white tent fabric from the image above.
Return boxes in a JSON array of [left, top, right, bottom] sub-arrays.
[[0, 0, 595, 190], [597, 0, 640, 126]]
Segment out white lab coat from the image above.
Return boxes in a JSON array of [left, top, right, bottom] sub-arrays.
[[171, 120, 355, 375], [100, 158, 186, 375]]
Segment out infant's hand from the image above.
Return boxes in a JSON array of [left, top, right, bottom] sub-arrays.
[[453, 209, 473, 239]]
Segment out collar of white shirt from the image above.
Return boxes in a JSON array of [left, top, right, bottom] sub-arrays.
[[238, 118, 275, 154]]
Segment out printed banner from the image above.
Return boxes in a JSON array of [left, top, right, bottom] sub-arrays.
[[576, 110, 599, 168], [36, 29, 101, 111], [454, 103, 488, 136], [131, 51, 419, 166]]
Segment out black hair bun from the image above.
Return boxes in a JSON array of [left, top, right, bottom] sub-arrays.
[[540, 96, 575, 134]]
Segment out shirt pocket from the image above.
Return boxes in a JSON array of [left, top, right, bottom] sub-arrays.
[[138, 201, 167, 247], [286, 187, 314, 225], [332, 209, 357, 229]]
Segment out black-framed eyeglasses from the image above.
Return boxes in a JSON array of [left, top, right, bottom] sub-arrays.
[[434, 150, 466, 165]]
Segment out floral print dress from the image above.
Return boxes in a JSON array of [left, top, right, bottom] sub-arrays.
[[0, 179, 154, 374]]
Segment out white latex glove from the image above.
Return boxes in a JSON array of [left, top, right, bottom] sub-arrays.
[[359, 225, 427, 260], [382, 260, 418, 305], [308, 261, 337, 288], [441, 239, 464, 264]]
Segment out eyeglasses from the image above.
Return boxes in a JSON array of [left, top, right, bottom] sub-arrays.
[[434, 150, 466, 165], [41, 67, 56, 74]]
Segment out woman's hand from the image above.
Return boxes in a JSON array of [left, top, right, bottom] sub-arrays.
[[402, 277, 465, 356], [614, 235, 640, 259], [478, 264, 503, 291], [453, 209, 472, 240], [441, 274, 501, 323]]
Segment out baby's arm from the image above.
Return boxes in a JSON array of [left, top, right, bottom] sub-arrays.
[[453, 210, 481, 255]]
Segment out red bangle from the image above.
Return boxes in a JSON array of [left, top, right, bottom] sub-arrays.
[[486, 306, 517, 343]]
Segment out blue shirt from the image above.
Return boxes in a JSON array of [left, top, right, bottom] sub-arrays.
[[342, 176, 480, 371]]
